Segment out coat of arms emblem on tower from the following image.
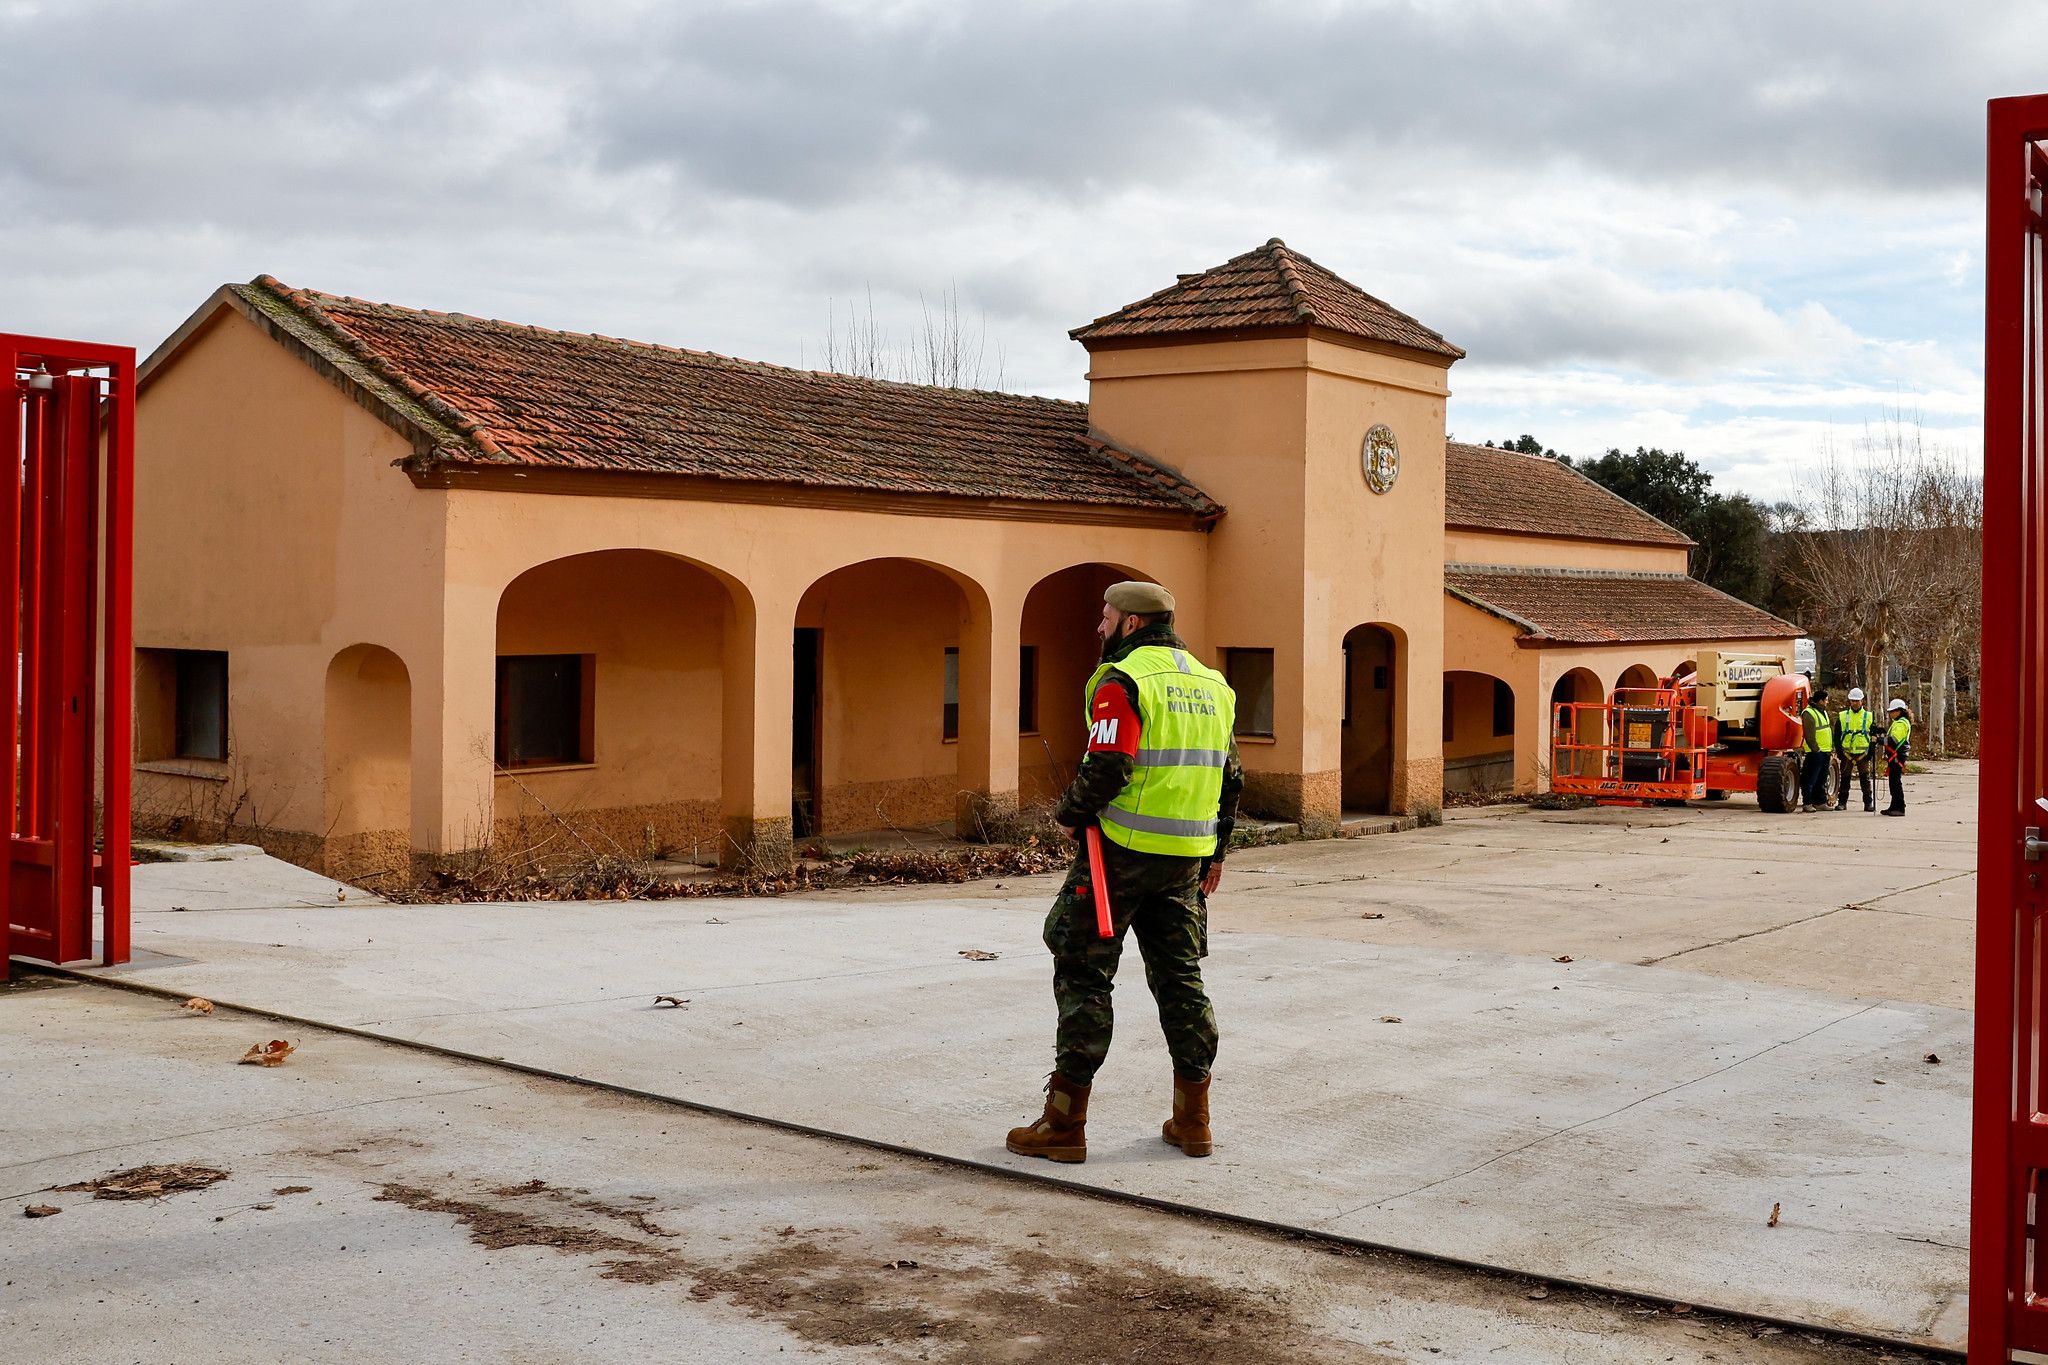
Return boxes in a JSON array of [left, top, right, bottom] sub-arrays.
[[1362, 424, 1399, 494]]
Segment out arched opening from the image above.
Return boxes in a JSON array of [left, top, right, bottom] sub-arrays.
[[1443, 670, 1516, 797], [1617, 663, 1661, 702], [1549, 667, 1604, 784], [1018, 562, 1149, 806], [495, 550, 739, 865], [1341, 623, 1400, 814], [323, 644, 411, 884], [796, 557, 976, 837]]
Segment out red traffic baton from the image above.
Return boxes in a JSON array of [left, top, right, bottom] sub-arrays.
[[1083, 825, 1115, 940]]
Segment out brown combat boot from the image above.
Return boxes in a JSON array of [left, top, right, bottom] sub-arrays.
[[1161, 1073, 1212, 1157], [1005, 1073, 1089, 1163]]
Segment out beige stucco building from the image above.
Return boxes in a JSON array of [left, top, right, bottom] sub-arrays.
[[130, 240, 1798, 882]]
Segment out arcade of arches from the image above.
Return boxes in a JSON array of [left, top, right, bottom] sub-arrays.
[[127, 246, 1805, 882]]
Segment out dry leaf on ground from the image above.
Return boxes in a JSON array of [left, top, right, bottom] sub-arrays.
[[61, 1163, 229, 1201], [652, 995, 690, 1008], [23, 1204, 59, 1218], [959, 949, 1000, 961], [1925, 1052, 1942, 1064], [882, 1259, 920, 1270], [1378, 1015, 1403, 1024], [274, 1186, 312, 1196], [1359, 912, 1385, 920], [1767, 1202, 1781, 1227], [1525, 1286, 1548, 1300], [238, 1039, 296, 1067], [1553, 955, 1574, 964], [181, 998, 214, 1015]]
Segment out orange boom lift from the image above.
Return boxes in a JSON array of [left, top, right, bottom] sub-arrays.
[[1548, 651, 1812, 812]]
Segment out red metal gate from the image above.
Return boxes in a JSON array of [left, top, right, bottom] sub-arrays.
[[1, 334, 134, 979], [1975, 94, 2048, 1362]]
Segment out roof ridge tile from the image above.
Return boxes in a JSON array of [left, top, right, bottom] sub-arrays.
[[1071, 239, 1462, 359]]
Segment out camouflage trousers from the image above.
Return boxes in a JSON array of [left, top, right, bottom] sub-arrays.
[[1042, 837, 1218, 1086]]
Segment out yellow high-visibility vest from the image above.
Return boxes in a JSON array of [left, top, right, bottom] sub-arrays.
[[1802, 706, 1834, 754], [1085, 645, 1238, 858], [1836, 708, 1873, 756]]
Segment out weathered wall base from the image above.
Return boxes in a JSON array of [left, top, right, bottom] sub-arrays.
[[818, 775, 959, 837], [1241, 767, 1342, 837], [490, 792, 723, 868], [723, 815, 793, 874], [1444, 750, 1515, 796], [955, 788, 1020, 843]]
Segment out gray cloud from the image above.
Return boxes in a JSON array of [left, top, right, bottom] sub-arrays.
[[0, 0, 2010, 455]]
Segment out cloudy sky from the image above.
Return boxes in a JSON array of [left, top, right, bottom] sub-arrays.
[[1, 0, 2033, 498]]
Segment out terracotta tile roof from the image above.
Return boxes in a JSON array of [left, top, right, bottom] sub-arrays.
[[1071, 239, 1464, 360], [1445, 443, 1692, 547], [229, 276, 1221, 520], [1445, 565, 1800, 645]]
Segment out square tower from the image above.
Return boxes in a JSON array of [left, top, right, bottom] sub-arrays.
[[1076, 240, 1462, 831]]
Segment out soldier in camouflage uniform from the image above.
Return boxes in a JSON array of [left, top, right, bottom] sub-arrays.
[[1005, 581, 1243, 1164]]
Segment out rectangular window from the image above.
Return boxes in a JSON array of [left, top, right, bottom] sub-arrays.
[[496, 654, 592, 768], [136, 649, 229, 763], [943, 647, 960, 741], [1492, 678, 1515, 737], [1443, 679, 1456, 742], [175, 652, 230, 760], [1224, 648, 1275, 737], [1018, 645, 1039, 734]]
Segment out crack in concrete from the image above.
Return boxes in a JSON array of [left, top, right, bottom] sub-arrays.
[[1631, 870, 1978, 967], [0, 1081, 508, 1192], [1330, 1001, 1883, 1221], [1845, 870, 1976, 909], [1635, 906, 1849, 966]]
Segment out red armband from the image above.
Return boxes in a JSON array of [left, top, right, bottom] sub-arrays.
[[1085, 683, 1140, 755]]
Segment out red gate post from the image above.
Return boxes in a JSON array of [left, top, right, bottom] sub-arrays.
[[3, 334, 134, 978], [1973, 93, 2048, 1363]]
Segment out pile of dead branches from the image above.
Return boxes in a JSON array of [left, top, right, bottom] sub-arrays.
[[387, 837, 1069, 905]]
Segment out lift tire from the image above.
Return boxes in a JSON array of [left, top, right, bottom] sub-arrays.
[[1756, 756, 1799, 813], [1704, 789, 1730, 801]]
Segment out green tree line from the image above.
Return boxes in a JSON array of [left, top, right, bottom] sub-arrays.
[[1484, 436, 1774, 608]]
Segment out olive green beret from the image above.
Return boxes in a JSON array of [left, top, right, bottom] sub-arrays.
[[1104, 580, 1175, 615]]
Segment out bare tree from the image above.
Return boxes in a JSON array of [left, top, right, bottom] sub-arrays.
[[1781, 420, 1924, 701], [1898, 450, 1982, 754], [1779, 414, 1982, 756], [815, 282, 1007, 391], [818, 287, 892, 381]]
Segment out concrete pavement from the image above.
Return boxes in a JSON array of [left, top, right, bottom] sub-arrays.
[[4, 979, 1942, 1365], [64, 761, 1979, 1352]]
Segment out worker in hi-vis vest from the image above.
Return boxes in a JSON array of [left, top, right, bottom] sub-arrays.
[[1007, 580, 1242, 1166], [1833, 687, 1877, 812], [1881, 698, 1913, 816], [1799, 687, 1835, 812]]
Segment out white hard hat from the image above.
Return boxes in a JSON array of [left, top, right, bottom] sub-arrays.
[[1847, 687, 1865, 702], [1888, 698, 1907, 712]]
